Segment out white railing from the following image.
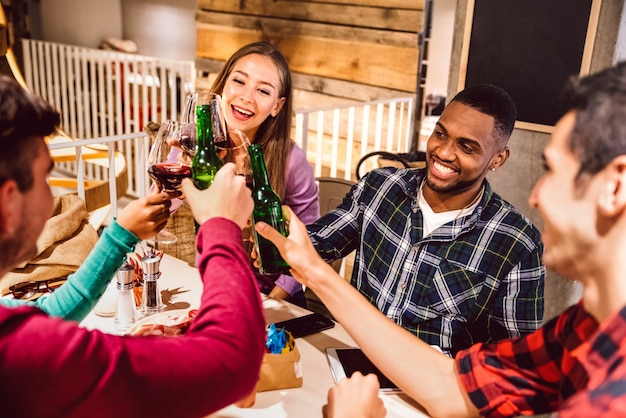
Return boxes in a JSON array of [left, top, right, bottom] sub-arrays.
[[294, 97, 414, 181], [47, 133, 151, 218], [22, 39, 195, 139]]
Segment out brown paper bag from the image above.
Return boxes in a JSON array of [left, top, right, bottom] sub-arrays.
[[257, 340, 303, 392]]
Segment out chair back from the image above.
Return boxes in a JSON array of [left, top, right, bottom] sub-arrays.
[[316, 177, 356, 275], [317, 177, 356, 216], [305, 177, 356, 319]]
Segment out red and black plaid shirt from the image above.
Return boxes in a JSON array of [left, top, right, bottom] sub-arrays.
[[456, 300, 626, 417]]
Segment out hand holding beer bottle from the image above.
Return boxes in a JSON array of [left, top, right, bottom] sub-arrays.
[[248, 143, 290, 275]]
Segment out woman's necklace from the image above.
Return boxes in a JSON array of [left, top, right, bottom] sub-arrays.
[[418, 180, 484, 220]]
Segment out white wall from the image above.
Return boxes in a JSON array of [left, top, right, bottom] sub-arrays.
[[28, 0, 196, 60], [615, 1, 626, 63], [425, 0, 456, 101], [121, 0, 196, 60], [36, 0, 122, 48], [418, 0, 456, 151]]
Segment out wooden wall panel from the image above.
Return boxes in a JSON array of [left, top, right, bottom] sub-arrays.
[[196, 12, 417, 48], [197, 0, 421, 32], [196, 0, 422, 101], [197, 23, 417, 91], [281, 0, 422, 9]]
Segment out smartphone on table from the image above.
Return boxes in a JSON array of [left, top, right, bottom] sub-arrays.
[[273, 312, 335, 338], [325, 347, 402, 393]]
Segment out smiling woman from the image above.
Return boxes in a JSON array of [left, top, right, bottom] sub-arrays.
[[179, 42, 320, 307]]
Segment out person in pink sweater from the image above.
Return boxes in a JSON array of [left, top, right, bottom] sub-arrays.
[[0, 75, 266, 418]]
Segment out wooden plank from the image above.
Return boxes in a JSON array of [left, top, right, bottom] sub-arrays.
[[197, 0, 421, 32], [284, 38, 416, 92], [292, 73, 414, 101], [196, 24, 259, 61], [197, 24, 417, 91], [298, 0, 424, 9], [196, 10, 420, 48], [197, 58, 413, 101]]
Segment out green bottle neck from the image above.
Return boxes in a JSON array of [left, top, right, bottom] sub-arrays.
[[196, 104, 216, 151], [249, 144, 271, 189]]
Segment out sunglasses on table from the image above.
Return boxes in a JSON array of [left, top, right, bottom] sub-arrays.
[[6, 277, 67, 301]]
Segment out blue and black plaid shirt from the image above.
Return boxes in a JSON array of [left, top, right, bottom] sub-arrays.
[[308, 168, 545, 356]]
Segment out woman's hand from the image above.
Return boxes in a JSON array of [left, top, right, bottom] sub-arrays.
[[116, 191, 171, 240]]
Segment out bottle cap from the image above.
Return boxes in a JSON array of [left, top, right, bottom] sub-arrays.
[[116, 261, 135, 285]]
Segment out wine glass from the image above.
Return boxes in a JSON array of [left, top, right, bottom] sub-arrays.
[[183, 92, 213, 123], [216, 129, 252, 183], [146, 120, 195, 246], [181, 92, 225, 157], [217, 128, 255, 255]]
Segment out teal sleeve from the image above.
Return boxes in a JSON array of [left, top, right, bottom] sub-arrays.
[[0, 220, 139, 321]]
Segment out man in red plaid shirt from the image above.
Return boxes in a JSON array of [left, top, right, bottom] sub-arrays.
[[258, 61, 626, 417]]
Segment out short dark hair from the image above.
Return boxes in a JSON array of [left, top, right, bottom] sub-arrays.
[[560, 62, 626, 181], [450, 84, 517, 143], [0, 75, 60, 191]]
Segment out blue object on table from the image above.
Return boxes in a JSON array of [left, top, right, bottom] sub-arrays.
[[266, 323, 287, 354]]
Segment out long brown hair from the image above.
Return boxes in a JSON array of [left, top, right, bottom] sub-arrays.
[[210, 42, 293, 199]]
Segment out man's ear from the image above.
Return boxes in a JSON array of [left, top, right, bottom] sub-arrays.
[[0, 180, 21, 236], [489, 147, 510, 171], [598, 155, 626, 218]]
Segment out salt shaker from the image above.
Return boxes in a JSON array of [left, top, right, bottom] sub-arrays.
[[114, 261, 136, 333], [139, 254, 163, 317]]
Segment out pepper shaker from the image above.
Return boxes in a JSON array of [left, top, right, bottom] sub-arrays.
[[139, 254, 163, 317], [114, 260, 137, 333]]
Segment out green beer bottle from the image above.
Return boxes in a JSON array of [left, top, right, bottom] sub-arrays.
[[191, 103, 223, 232], [248, 143, 290, 275], [191, 103, 223, 190]]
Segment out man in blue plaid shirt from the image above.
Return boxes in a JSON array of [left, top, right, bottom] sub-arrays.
[[307, 85, 545, 356]]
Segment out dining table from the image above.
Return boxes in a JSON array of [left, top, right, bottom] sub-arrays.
[[80, 248, 429, 418]]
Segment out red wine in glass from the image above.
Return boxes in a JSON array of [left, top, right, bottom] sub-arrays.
[[148, 162, 191, 197], [214, 133, 232, 149]]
